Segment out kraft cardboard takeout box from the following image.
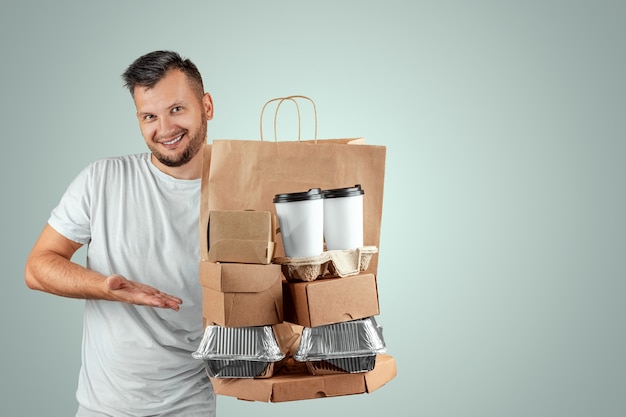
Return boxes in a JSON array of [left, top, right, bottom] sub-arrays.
[[200, 261, 284, 327], [282, 273, 380, 328], [207, 210, 276, 265], [209, 354, 397, 402]]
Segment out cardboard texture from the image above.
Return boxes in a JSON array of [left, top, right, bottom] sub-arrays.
[[199, 144, 213, 259], [272, 322, 303, 357], [200, 261, 283, 327], [275, 246, 379, 281], [210, 354, 396, 402], [283, 273, 380, 328], [204, 138, 386, 274], [207, 210, 276, 264]]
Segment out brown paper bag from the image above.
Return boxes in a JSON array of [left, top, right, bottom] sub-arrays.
[[203, 96, 386, 274]]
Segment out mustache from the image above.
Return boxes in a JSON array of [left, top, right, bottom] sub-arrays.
[[154, 129, 187, 143]]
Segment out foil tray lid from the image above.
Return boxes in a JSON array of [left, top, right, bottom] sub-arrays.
[[192, 325, 285, 362], [294, 317, 387, 361]]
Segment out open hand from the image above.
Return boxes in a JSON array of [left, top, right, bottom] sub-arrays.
[[105, 274, 183, 311]]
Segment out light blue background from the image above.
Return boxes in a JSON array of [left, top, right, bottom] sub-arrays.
[[2, 1, 625, 416]]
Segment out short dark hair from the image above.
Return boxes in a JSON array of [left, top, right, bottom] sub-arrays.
[[121, 50, 204, 98]]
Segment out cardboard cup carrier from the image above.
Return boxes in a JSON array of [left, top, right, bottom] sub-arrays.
[[273, 188, 324, 258], [322, 184, 364, 251]]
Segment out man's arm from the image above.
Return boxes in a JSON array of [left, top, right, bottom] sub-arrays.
[[25, 224, 183, 310]]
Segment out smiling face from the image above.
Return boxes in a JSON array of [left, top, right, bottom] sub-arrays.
[[133, 69, 213, 178]]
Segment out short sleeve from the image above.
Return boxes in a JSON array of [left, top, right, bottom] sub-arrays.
[[48, 164, 94, 245]]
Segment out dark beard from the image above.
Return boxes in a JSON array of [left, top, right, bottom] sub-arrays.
[[152, 120, 207, 167]]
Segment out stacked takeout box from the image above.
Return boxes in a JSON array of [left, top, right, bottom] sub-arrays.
[[194, 146, 396, 402], [194, 209, 289, 379]]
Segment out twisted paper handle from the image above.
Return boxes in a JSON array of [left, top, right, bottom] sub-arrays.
[[260, 95, 318, 142]]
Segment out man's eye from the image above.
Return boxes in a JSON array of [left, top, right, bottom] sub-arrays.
[[144, 114, 155, 121], [172, 106, 183, 113]]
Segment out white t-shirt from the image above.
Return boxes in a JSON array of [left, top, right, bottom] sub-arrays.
[[48, 153, 215, 417]]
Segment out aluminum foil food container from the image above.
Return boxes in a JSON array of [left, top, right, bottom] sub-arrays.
[[305, 355, 378, 375], [193, 325, 285, 378], [294, 317, 386, 374], [204, 359, 281, 379], [274, 246, 378, 282]]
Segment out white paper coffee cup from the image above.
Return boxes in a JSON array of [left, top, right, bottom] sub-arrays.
[[273, 188, 324, 258], [322, 184, 364, 251]]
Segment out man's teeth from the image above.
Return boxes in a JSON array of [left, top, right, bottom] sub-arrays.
[[163, 135, 182, 145]]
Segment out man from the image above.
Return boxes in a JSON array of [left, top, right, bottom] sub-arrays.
[[24, 50, 216, 416]]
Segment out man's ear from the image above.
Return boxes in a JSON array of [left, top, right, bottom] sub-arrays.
[[203, 93, 214, 121]]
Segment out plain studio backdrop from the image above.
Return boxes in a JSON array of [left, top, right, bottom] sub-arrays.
[[1, 1, 625, 416]]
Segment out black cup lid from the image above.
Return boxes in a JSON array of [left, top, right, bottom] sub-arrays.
[[273, 188, 323, 203], [322, 184, 364, 199]]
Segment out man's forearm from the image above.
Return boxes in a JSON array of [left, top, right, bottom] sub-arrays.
[[25, 250, 109, 300], [25, 225, 183, 310]]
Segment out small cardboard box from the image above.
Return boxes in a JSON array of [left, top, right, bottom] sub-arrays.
[[200, 261, 283, 327], [207, 210, 276, 265], [210, 354, 396, 402], [283, 273, 380, 328]]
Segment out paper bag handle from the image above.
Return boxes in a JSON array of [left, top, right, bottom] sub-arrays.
[[260, 95, 318, 142]]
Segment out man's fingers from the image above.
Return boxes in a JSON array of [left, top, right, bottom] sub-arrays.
[[164, 293, 183, 305], [150, 292, 183, 311]]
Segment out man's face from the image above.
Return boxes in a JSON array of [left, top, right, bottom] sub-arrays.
[[134, 70, 213, 168]]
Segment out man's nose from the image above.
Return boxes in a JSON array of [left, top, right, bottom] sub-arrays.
[[158, 115, 175, 134]]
